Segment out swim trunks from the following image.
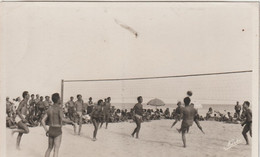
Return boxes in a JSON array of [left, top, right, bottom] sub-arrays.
[[17, 121, 27, 129], [49, 126, 62, 138], [133, 114, 143, 122], [92, 117, 101, 122]]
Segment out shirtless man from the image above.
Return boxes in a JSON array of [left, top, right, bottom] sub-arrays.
[[235, 101, 242, 119], [241, 101, 252, 145], [35, 94, 40, 116], [6, 97, 14, 115], [88, 97, 93, 106], [177, 97, 204, 147], [12, 91, 30, 150], [100, 97, 111, 129], [37, 96, 45, 118], [131, 96, 143, 139], [29, 94, 36, 116], [75, 94, 84, 135], [44, 96, 51, 110], [90, 99, 103, 141], [41, 93, 75, 157], [65, 97, 75, 121], [86, 97, 94, 114], [171, 101, 183, 128]]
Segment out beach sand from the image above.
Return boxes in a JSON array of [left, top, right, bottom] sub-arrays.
[[6, 120, 251, 157]]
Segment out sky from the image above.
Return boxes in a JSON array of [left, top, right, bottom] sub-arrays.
[[1, 2, 259, 104]]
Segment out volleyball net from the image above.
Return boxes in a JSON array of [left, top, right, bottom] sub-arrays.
[[61, 70, 252, 105]]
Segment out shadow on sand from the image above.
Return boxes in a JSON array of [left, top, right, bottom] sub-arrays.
[[109, 130, 182, 147]]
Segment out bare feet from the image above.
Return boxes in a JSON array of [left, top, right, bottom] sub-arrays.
[[16, 146, 21, 150]]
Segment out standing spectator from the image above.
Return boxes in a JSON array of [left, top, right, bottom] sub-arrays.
[[34, 94, 40, 116], [6, 97, 14, 115], [29, 94, 36, 116], [235, 101, 242, 119]]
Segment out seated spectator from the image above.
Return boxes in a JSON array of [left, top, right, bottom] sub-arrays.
[[164, 108, 170, 119], [206, 107, 213, 120]]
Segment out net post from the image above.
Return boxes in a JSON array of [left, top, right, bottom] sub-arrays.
[[61, 79, 64, 106]]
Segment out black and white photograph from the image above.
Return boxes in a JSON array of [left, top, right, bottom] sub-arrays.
[[0, 2, 259, 157]]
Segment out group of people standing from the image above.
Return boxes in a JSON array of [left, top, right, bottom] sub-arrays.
[[10, 91, 57, 152], [9, 91, 120, 157], [64, 95, 112, 136], [6, 94, 53, 128]]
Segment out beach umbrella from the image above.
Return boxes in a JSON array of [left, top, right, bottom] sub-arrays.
[[147, 98, 165, 107]]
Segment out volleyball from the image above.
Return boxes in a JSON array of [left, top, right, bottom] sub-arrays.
[[187, 91, 193, 96]]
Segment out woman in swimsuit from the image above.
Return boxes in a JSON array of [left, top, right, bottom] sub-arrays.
[[41, 93, 75, 157]]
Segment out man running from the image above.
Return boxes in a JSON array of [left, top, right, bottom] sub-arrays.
[[11, 91, 30, 150], [90, 99, 103, 141], [100, 97, 111, 129], [241, 101, 252, 145], [131, 96, 143, 139], [41, 93, 75, 157], [75, 94, 84, 135], [177, 97, 204, 147], [65, 97, 76, 121]]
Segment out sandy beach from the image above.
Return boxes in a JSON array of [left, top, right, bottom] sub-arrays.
[[6, 120, 251, 157]]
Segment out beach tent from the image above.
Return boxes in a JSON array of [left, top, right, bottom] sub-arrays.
[[147, 98, 165, 107]]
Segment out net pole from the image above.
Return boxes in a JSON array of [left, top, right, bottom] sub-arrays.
[[61, 79, 64, 105]]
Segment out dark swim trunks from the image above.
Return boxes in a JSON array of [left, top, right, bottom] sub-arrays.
[[49, 126, 62, 138], [17, 121, 27, 129], [92, 117, 101, 123]]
